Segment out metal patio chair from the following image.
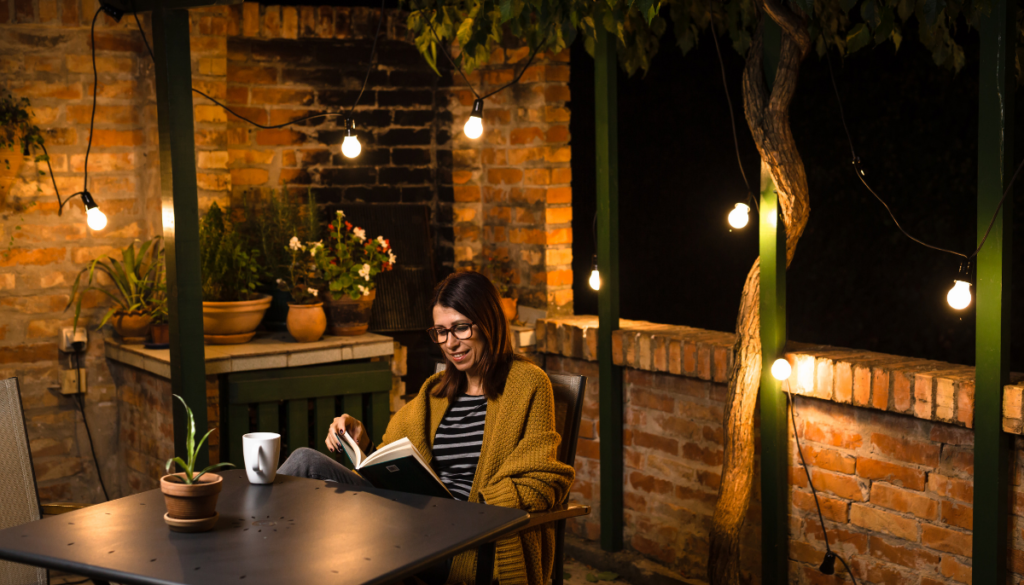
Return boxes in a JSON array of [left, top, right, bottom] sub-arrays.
[[434, 363, 590, 585], [1, 377, 92, 585]]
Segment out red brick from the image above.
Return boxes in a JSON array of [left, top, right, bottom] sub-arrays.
[[230, 168, 269, 186], [871, 367, 890, 410], [0, 342, 58, 364], [575, 438, 599, 460], [802, 519, 869, 555], [801, 445, 856, 474], [930, 425, 973, 446], [681, 443, 723, 467], [940, 500, 972, 530], [792, 489, 849, 523], [0, 247, 65, 268], [255, 129, 305, 146], [869, 483, 937, 520], [870, 432, 940, 467], [487, 168, 523, 185], [927, 473, 973, 503], [939, 446, 973, 477], [628, 471, 672, 495], [868, 535, 939, 568], [894, 371, 914, 412], [802, 421, 864, 449], [938, 555, 971, 584], [631, 431, 677, 455], [811, 468, 867, 501], [921, 524, 972, 557], [857, 457, 926, 491], [60, 0, 77, 25], [228, 65, 277, 84], [850, 504, 919, 541]]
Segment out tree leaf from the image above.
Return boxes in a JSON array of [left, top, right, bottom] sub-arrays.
[[595, 572, 619, 581], [585, 575, 598, 583], [791, 0, 814, 18], [845, 23, 871, 53], [499, 0, 513, 23]]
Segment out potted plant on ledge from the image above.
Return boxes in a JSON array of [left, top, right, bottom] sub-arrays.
[[161, 394, 235, 533], [483, 255, 518, 323], [279, 236, 327, 343], [200, 202, 271, 344], [66, 236, 164, 342], [315, 210, 396, 336]]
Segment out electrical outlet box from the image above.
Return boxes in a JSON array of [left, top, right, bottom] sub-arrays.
[[60, 369, 87, 395], [60, 327, 88, 353]]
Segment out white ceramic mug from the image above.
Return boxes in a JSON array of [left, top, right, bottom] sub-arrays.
[[243, 432, 281, 485]]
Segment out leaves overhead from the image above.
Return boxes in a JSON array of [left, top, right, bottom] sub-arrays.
[[401, 0, 992, 78]]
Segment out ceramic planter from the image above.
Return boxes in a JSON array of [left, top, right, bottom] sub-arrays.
[[286, 302, 327, 342], [324, 290, 376, 336], [150, 323, 170, 345], [500, 297, 518, 323], [259, 287, 292, 332], [160, 472, 223, 532], [202, 294, 272, 344], [112, 311, 153, 342]]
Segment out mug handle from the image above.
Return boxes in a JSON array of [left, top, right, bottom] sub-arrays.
[[252, 445, 261, 472]]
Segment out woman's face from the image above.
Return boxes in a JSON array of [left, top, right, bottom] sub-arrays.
[[432, 304, 486, 375]]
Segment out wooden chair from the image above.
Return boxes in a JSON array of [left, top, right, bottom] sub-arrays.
[[433, 363, 591, 585], [1, 378, 91, 585]]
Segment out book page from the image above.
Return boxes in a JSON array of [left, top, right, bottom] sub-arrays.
[[362, 438, 448, 491], [337, 431, 364, 468]]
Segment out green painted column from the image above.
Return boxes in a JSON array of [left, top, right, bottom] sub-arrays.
[[151, 8, 209, 469], [758, 18, 788, 584], [595, 21, 623, 552], [973, 0, 1014, 579]]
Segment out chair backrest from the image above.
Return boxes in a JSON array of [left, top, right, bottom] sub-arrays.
[[0, 377, 46, 585], [433, 363, 587, 467]]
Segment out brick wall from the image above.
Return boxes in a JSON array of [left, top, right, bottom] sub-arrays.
[[539, 317, 1024, 584], [0, 0, 160, 503]]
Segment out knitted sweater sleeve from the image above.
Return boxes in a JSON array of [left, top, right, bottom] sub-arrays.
[[478, 375, 575, 513]]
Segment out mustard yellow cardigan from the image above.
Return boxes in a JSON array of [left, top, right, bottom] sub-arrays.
[[380, 358, 575, 585]]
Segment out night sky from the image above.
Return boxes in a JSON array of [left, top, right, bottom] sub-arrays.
[[570, 19, 1024, 372]]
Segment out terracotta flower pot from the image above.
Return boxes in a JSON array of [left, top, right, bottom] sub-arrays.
[[160, 472, 223, 521], [112, 311, 153, 343], [324, 290, 376, 336], [202, 294, 272, 344], [500, 297, 518, 323], [286, 302, 327, 343], [150, 323, 170, 345]]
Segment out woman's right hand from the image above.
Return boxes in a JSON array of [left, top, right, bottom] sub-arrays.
[[326, 414, 370, 453]]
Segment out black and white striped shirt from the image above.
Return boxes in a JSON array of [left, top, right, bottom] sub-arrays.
[[433, 394, 487, 500]]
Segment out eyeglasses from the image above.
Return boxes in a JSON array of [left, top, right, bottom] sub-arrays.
[[427, 322, 474, 344]]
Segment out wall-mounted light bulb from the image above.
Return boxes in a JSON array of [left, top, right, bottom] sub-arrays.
[[464, 99, 484, 140], [770, 358, 792, 381], [81, 191, 107, 231], [947, 280, 972, 310], [341, 119, 361, 159], [589, 254, 601, 290], [728, 202, 750, 229]]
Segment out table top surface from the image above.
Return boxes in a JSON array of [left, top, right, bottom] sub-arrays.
[[0, 471, 528, 585], [105, 331, 395, 377]]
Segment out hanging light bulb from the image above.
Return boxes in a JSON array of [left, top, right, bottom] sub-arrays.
[[588, 254, 600, 291], [947, 280, 972, 310], [81, 191, 107, 231], [464, 99, 484, 139], [341, 118, 361, 159], [728, 202, 750, 229], [770, 358, 792, 381]]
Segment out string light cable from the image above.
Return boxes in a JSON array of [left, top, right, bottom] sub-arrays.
[[70, 346, 110, 502], [423, 12, 547, 138], [788, 387, 859, 583], [824, 52, 1024, 308], [129, 0, 386, 158], [710, 27, 758, 230]]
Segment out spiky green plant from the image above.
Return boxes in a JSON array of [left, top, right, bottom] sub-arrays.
[[66, 236, 164, 332], [164, 394, 235, 484]]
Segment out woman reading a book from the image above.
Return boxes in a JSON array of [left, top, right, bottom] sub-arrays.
[[278, 271, 575, 585]]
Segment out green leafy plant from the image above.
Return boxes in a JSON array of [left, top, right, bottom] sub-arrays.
[[65, 236, 165, 331], [199, 201, 265, 302], [164, 394, 235, 484], [482, 255, 516, 298], [231, 190, 302, 287], [0, 93, 46, 169], [279, 237, 326, 305], [315, 209, 396, 300]]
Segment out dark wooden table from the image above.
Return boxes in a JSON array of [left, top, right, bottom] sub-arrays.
[[0, 470, 527, 585]]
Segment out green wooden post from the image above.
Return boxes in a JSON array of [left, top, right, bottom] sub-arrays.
[[595, 19, 623, 552], [151, 8, 209, 469], [758, 19, 788, 584], [973, 0, 1014, 579]]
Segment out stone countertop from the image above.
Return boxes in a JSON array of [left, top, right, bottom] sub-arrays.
[[105, 331, 395, 378]]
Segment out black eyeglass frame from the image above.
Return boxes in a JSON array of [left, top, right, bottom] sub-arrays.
[[426, 322, 475, 344]]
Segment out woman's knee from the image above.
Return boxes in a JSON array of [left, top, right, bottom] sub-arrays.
[[279, 447, 322, 474]]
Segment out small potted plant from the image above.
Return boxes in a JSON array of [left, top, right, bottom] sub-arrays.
[[149, 293, 169, 345], [200, 202, 271, 344], [279, 236, 327, 343], [483, 255, 518, 323], [66, 236, 164, 342], [161, 394, 235, 532], [315, 210, 396, 336]]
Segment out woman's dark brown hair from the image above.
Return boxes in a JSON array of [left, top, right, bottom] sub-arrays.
[[430, 271, 514, 400]]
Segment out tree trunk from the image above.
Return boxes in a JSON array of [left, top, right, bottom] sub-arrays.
[[706, 2, 811, 583]]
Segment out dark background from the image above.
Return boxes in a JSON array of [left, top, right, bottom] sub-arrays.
[[570, 20, 1024, 371]]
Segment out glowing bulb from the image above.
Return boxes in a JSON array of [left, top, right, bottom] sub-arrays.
[[770, 358, 792, 381], [87, 207, 107, 231], [728, 203, 750, 229], [589, 269, 601, 290], [464, 98, 485, 139], [947, 280, 972, 310], [342, 134, 361, 158]]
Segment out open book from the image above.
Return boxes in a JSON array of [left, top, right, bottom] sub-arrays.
[[336, 433, 453, 499]]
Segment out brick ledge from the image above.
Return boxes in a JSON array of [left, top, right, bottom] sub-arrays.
[[536, 316, 1024, 434]]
